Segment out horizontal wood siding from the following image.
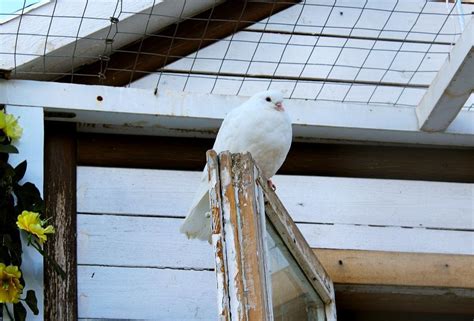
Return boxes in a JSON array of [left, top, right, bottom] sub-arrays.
[[78, 266, 216, 320], [77, 165, 474, 319], [77, 166, 473, 319], [78, 167, 473, 232]]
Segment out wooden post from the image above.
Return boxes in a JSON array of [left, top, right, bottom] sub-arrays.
[[207, 150, 231, 321], [44, 122, 77, 321]]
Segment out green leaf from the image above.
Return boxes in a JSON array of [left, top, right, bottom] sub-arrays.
[[13, 301, 27, 321], [25, 290, 39, 315], [14, 160, 27, 182], [0, 144, 19, 154], [14, 182, 44, 213]]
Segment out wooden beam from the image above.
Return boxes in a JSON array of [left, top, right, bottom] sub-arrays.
[[44, 122, 77, 321], [76, 133, 474, 183], [2, 80, 473, 146], [338, 310, 473, 321], [314, 249, 474, 289], [56, 0, 299, 86], [416, 17, 474, 132], [335, 284, 474, 315]]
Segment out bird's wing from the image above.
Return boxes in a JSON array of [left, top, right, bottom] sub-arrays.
[[179, 166, 211, 242], [179, 105, 249, 243]]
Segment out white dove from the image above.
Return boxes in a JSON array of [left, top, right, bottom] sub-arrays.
[[180, 90, 292, 243]]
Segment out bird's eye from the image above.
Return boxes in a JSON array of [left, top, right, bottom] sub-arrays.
[[265, 97, 271, 102]]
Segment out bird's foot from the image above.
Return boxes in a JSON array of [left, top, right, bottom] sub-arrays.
[[267, 179, 276, 191]]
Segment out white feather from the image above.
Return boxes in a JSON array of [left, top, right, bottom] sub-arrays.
[[180, 90, 292, 243]]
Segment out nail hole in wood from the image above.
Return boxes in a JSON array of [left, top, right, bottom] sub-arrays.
[[97, 96, 103, 102]]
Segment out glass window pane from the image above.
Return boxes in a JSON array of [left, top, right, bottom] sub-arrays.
[[266, 219, 326, 321]]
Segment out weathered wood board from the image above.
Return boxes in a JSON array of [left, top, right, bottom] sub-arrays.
[[77, 166, 474, 319], [77, 167, 474, 231]]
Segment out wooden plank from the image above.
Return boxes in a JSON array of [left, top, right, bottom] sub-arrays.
[[77, 266, 216, 320], [2, 80, 474, 147], [272, 175, 474, 230], [77, 213, 474, 261], [77, 167, 474, 230], [77, 267, 474, 319], [337, 310, 474, 321], [416, 17, 474, 131], [298, 223, 474, 255], [232, 153, 271, 321], [57, 0, 299, 86], [76, 215, 474, 289], [77, 214, 214, 269], [218, 152, 247, 321], [313, 249, 474, 289], [1, 1, 220, 79], [44, 122, 77, 321], [207, 150, 230, 321], [335, 284, 474, 314], [76, 134, 474, 184]]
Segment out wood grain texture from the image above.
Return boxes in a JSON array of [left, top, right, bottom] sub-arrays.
[[77, 266, 216, 320], [77, 167, 473, 230], [44, 122, 77, 321], [232, 153, 271, 321], [76, 133, 474, 183], [334, 284, 474, 314], [314, 249, 474, 289], [76, 212, 474, 269], [207, 150, 230, 321], [218, 152, 247, 321], [77, 214, 214, 269], [58, 0, 299, 86]]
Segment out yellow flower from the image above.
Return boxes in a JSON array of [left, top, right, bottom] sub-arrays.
[[0, 110, 23, 140], [17, 211, 55, 244], [0, 263, 23, 303]]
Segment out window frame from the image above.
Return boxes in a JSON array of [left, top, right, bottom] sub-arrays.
[[207, 150, 337, 321]]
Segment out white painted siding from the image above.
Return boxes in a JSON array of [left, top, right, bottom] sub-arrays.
[[76, 166, 474, 320]]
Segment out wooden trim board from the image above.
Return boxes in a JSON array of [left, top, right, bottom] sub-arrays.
[[335, 284, 474, 314], [57, 0, 299, 86], [314, 249, 474, 289], [44, 122, 78, 321], [76, 133, 474, 183]]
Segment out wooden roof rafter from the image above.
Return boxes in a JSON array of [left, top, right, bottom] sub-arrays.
[[57, 0, 300, 86]]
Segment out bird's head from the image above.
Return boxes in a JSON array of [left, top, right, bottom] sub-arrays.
[[252, 90, 285, 112]]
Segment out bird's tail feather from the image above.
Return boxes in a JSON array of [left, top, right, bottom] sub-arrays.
[[179, 193, 212, 243]]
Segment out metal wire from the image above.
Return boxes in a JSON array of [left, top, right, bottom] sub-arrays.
[[2, 0, 472, 108]]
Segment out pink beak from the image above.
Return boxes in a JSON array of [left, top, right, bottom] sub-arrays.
[[275, 102, 284, 111]]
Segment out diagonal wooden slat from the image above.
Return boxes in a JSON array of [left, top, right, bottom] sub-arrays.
[[416, 17, 474, 132], [57, 0, 299, 86]]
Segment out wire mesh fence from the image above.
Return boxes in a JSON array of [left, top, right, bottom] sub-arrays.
[[1, 0, 473, 109]]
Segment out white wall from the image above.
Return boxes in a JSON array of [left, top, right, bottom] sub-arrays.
[[76, 166, 474, 320], [3, 106, 44, 321]]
